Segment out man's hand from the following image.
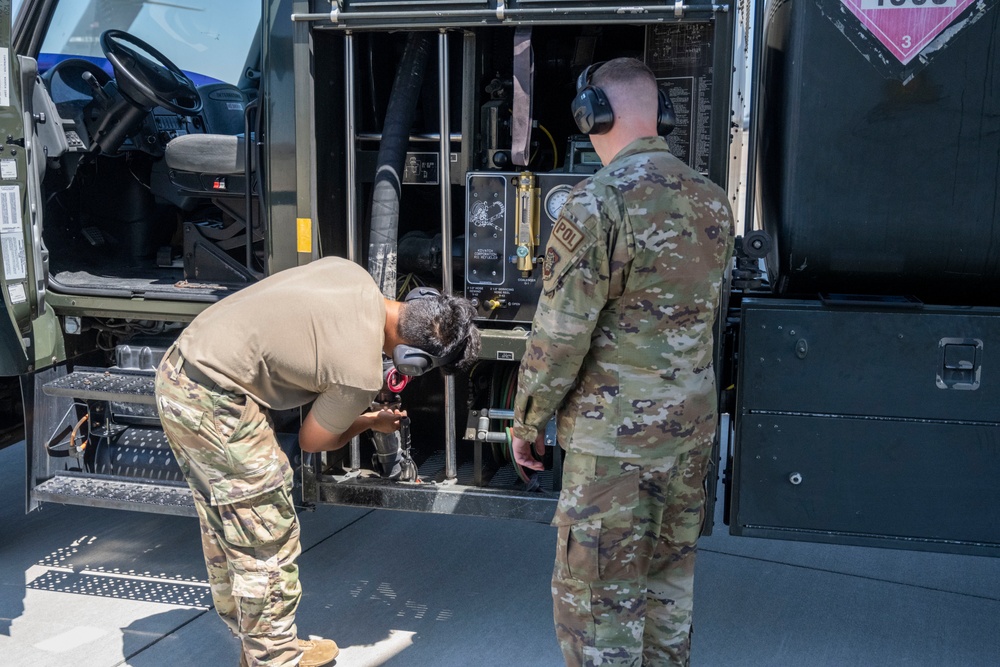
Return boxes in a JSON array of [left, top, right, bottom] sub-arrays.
[[299, 408, 407, 452], [511, 433, 546, 471], [370, 409, 406, 434]]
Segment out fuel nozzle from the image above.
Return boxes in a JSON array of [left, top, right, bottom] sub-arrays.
[[370, 358, 418, 481], [515, 171, 540, 276]]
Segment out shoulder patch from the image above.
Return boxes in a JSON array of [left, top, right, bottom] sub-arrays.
[[551, 217, 585, 254], [542, 246, 561, 281]]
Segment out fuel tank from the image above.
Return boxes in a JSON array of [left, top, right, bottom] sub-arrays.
[[755, 0, 1000, 305]]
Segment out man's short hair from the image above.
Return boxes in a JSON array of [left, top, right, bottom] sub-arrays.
[[398, 294, 482, 374], [591, 57, 658, 101]]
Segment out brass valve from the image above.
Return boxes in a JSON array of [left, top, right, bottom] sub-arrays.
[[515, 171, 540, 276]]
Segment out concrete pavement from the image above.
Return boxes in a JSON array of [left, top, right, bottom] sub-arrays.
[[2, 438, 1000, 666]]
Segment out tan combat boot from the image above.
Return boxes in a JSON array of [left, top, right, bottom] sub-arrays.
[[299, 637, 340, 667]]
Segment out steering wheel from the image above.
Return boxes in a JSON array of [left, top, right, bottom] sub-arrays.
[[100, 29, 202, 115]]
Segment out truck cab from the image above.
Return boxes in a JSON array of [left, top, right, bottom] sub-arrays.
[[7, 0, 999, 557], [7, 0, 745, 522]]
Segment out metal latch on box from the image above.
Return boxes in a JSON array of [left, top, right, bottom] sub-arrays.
[[936, 338, 983, 390]]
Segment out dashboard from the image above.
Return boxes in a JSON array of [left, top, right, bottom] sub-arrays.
[[40, 57, 247, 161]]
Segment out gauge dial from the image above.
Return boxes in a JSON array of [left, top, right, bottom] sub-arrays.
[[544, 185, 573, 222]]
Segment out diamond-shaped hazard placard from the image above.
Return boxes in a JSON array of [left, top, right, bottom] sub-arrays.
[[840, 0, 976, 65]]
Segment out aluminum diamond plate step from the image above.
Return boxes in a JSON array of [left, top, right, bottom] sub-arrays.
[[42, 370, 156, 405], [33, 473, 196, 517]]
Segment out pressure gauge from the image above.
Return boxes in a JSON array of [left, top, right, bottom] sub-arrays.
[[544, 185, 573, 222]]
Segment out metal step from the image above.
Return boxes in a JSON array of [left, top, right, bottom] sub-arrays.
[[42, 369, 156, 405], [33, 473, 196, 517], [93, 427, 184, 482]]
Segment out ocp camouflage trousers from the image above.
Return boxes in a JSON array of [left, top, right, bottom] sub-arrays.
[[551, 447, 709, 667], [155, 350, 303, 667]]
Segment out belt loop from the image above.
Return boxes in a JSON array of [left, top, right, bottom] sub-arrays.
[[165, 344, 185, 374]]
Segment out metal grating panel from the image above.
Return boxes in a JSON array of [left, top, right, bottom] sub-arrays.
[[33, 474, 196, 517], [43, 370, 157, 405]]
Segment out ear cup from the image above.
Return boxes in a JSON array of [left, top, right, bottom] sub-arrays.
[[392, 345, 435, 377], [656, 87, 677, 136], [571, 62, 614, 135], [571, 86, 614, 135]]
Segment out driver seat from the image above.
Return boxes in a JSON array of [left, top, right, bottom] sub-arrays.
[[163, 84, 261, 283], [164, 133, 252, 192]]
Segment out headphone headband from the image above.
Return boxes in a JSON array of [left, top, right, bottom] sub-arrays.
[[576, 61, 606, 91], [392, 339, 466, 377], [404, 286, 442, 301], [570, 60, 676, 137]]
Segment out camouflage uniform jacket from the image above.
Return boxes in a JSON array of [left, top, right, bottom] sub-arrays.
[[513, 136, 734, 459]]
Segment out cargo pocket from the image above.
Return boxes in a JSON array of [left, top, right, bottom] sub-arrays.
[[230, 562, 276, 635], [219, 486, 296, 548], [157, 393, 204, 434], [552, 453, 640, 583], [210, 393, 287, 505]]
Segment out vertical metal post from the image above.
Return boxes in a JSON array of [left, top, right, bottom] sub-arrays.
[[344, 32, 359, 265], [459, 31, 476, 182], [438, 30, 453, 297], [292, 0, 315, 269], [345, 32, 362, 472], [438, 30, 457, 481]]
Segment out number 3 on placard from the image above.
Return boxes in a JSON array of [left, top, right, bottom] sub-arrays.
[[902, 35, 911, 48]]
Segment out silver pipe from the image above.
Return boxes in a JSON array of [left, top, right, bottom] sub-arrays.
[[345, 33, 362, 471], [356, 131, 462, 143], [438, 30, 457, 482], [459, 32, 476, 179], [345, 34, 359, 263], [291, 4, 729, 23], [438, 32, 453, 297]]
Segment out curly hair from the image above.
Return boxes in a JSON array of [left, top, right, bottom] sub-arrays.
[[398, 294, 482, 374]]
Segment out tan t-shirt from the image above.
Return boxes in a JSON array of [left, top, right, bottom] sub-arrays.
[[176, 257, 386, 434]]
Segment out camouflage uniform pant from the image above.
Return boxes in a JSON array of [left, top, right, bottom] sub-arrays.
[[552, 446, 709, 667], [154, 350, 303, 667]]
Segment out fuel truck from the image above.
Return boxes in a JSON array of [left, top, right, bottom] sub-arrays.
[[2, 0, 998, 556]]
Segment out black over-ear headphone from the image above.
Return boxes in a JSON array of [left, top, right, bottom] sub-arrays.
[[392, 287, 467, 377], [570, 61, 677, 137]]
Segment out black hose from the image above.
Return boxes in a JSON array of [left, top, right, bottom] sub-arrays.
[[368, 32, 433, 297]]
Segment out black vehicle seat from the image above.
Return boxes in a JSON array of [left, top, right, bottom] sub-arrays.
[[164, 132, 251, 193], [163, 82, 261, 282], [164, 82, 254, 196]]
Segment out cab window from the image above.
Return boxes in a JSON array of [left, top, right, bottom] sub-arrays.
[[37, 1, 260, 85]]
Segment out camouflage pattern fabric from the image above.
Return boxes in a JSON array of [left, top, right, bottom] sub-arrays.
[[513, 136, 734, 665], [155, 350, 303, 666], [552, 447, 708, 667], [513, 135, 734, 458]]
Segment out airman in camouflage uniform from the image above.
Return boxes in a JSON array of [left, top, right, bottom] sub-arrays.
[[156, 354, 304, 666], [153, 257, 481, 666], [512, 58, 734, 666]]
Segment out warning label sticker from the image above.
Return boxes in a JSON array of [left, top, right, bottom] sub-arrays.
[[7, 282, 24, 304], [841, 0, 975, 65], [822, 0, 995, 81], [0, 185, 26, 281]]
